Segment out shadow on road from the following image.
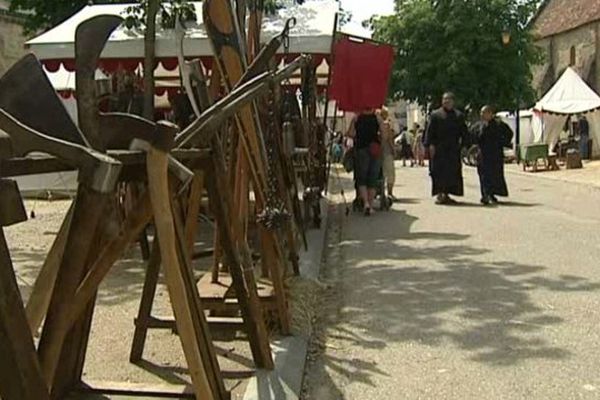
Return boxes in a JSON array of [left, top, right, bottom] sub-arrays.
[[307, 203, 600, 395]]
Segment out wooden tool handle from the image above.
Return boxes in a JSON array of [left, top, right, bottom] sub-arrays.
[[146, 144, 220, 400]]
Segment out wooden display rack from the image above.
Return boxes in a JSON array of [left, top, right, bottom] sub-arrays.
[[0, 2, 317, 399]]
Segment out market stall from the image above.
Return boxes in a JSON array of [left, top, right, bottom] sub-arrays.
[[26, 1, 337, 78], [532, 66, 600, 160]]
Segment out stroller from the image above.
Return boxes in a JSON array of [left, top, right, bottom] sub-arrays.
[[351, 159, 392, 212]]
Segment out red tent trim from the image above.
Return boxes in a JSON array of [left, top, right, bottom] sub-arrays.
[[41, 53, 329, 73], [41, 57, 215, 73]]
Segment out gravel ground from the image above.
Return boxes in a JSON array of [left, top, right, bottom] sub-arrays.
[[6, 199, 259, 399]]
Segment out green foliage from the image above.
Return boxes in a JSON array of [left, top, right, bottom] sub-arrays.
[[12, 0, 349, 35], [263, 0, 349, 25], [371, 0, 543, 114], [124, 0, 196, 30], [9, 0, 116, 35], [9, 0, 195, 35]]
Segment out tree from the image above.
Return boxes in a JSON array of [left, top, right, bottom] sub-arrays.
[[10, 0, 122, 35], [123, 0, 195, 119], [371, 0, 543, 115], [263, 0, 350, 23]]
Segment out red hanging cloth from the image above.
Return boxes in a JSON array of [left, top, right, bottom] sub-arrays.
[[329, 37, 394, 112]]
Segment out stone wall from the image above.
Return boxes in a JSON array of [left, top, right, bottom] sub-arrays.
[[533, 22, 600, 94], [0, 14, 26, 76]]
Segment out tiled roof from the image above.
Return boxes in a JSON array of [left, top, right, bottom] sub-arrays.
[[532, 0, 600, 38]]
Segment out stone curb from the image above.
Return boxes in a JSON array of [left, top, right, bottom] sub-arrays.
[[505, 165, 600, 191], [243, 197, 331, 400]]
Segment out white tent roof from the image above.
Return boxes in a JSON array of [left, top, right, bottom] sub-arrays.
[[26, 1, 338, 60], [534, 67, 600, 114]]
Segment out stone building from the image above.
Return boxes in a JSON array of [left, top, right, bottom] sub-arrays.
[[530, 0, 600, 96], [0, 0, 26, 75]]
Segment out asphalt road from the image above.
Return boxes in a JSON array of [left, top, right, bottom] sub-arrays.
[[303, 163, 600, 400]]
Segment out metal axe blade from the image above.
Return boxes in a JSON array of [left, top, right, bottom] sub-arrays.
[[0, 179, 27, 227], [75, 15, 124, 151], [0, 54, 87, 147]]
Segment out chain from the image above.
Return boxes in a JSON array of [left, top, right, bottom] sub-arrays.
[[256, 85, 290, 231], [255, 17, 298, 231]]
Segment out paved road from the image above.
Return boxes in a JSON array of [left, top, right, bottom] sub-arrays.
[[303, 163, 600, 400]]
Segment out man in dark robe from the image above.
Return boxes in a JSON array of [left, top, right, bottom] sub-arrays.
[[473, 105, 513, 205], [578, 114, 590, 159], [424, 92, 468, 204]]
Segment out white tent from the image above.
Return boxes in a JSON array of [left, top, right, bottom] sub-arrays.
[[534, 67, 600, 114], [19, 1, 338, 198], [529, 67, 600, 158], [26, 1, 338, 62]]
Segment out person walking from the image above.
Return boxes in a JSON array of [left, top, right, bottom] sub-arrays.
[[473, 105, 513, 205], [398, 128, 415, 167], [424, 92, 468, 205], [347, 108, 383, 216], [379, 108, 397, 200], [412, 123, 426, 167]]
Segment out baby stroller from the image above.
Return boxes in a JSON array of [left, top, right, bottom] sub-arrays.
[[351, 162, 392, 212]]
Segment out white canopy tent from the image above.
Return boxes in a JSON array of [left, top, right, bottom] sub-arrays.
[[534, 67, 600, 114], [531, 67, 600, 158], [501, 68, 600, 158], [19, 1, 339, 197], [26, 1, 338, 65]]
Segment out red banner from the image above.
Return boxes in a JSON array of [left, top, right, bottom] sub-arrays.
[[329, 37, 394, 112]]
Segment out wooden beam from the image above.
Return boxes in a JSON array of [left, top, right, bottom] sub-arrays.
[[25, 202, 74, 335], [146, 143, 224, 400], [184, 171, 205, 258], [206, 154, 274, 370], [36, 186, 111, 394], [78, 380, 195, 399], [0, 229, 49, 400], [68, 192, 153, 328], [129, 237, 162, 363]]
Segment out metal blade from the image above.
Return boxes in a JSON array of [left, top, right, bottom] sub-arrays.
[[75, 15, 124, 151], [0, 54, 87, 147]]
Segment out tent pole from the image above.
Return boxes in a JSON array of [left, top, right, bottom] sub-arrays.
[[516, 108, 520, 163], [322, 12, 339, 128]]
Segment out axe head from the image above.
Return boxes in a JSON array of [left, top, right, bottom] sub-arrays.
[[74, 14, 124, 151], [0, 54, 87, 147], [75, 15, 123, 76], [0, 130, 14, 159], [0, 179, 27, 227]]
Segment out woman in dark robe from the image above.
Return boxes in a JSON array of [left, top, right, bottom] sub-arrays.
[[473, 105, 513, 205], [424, 92, 468, 204]]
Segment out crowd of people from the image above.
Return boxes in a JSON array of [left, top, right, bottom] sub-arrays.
[[336, 92, 515, 215]]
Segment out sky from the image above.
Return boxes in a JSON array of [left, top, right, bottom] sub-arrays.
[[339, 0, 395, 37]]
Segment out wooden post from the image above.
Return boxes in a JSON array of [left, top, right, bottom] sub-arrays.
[[146, 143, 226, 399], [0, 229, 49, 400], [184, 171, 205, 259], [204, 0, 291, 337], [129, 237, 162, 363], [206, 145, 274, 369], [25, 202, 74, 334], [36, 186, 111, 395]]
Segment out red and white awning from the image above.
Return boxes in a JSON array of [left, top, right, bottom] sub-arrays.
[[26, 1, 337, 73]]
